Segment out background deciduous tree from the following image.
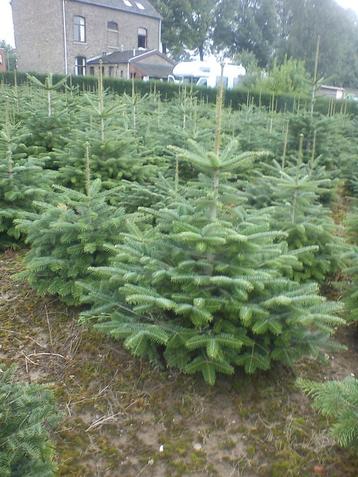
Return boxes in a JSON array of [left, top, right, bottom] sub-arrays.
[[151, 0, 216, 60], [213, 0, 278, 67], [152, 0, 358, 87], [0, 40, 16, 71]]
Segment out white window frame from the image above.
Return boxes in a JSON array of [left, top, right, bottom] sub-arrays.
[[74, 16, 86, 42], [74, 56, 86, 76], [138, 27, 147, 48]]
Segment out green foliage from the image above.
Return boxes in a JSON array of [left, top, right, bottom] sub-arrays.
[[0, 121, 56, 250], [213, 0, 278, 67], [5, 71, 358, 116], [55, 88, 166, 191], [298, 376, 358, 448], [81, 139, 343, 385], [277, 0, 358, 87], [345, 203, 358, 322], [0, 41, 16, 71], [0, 76, 354, 390], [56, 129, 141, 190], [0, 365, 59, 476], [16, 179, 125, 304], [286, 113, 354, 172], [247, 159, 346, 283], [254, 58, 310, 96], [151, 0, 216, 60]]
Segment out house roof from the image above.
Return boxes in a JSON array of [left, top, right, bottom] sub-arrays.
[[87, 49, 175, 66], [71, 0, 161, 20], [134, 63, 174, 78]]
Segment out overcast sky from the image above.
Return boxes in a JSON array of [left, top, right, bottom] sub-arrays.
[[1, 0, 358, 47]]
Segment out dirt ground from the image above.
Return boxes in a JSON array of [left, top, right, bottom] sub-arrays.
[[1, 250, 357, 477]]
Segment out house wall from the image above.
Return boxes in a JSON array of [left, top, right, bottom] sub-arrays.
[[12, 0, 161, 74], [12, 0, 65, 73], [89, 63, 128, 79], [89, 53, 173, 80], [65, 2, 160, 75]]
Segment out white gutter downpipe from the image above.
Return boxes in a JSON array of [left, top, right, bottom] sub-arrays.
[[62, 0, 68, 74], [159, 19, 162, 53]]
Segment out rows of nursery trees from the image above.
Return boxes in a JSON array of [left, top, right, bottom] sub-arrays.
[[150, 0, 358, 88], [0, 70, 357, 472]]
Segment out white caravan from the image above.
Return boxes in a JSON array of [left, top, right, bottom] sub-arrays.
[[168, 61, 246, 89]]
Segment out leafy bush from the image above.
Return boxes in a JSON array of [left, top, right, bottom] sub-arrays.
[[298, 377, 358, 448], [0, 365, 59, 476], [254, 58, 311, 96]]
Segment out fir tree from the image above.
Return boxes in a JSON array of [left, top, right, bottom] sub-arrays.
[[345, 201, 358, 322], [0, 365, 60, 477], [246, 139, 346, 283], [81, 87, 343, 384], [0, 120, 56, 249], [20, 74, 73, 162], [285, 111, 358, 201], [56, 74, 165, 192], [16, 148, 125, 304], [298, 376, 358, 448]]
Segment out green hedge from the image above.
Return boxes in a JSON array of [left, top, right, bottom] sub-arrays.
[[1, 70, 357, 115]]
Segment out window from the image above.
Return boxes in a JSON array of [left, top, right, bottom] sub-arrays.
[[123, 0, 132, 6], [75, 56, 86, 75], [89, 66, 95, 76], [137, 27, 147, 48], [108, 66, 114, 77], [107, 21, 118, 30], [107, 20, 119, 47], [197, 78, 208, 87], [74, 16, 86, 42], [135, 2, 145, 9]]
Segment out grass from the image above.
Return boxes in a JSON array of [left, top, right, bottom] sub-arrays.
[[0, 249, 357, 476]]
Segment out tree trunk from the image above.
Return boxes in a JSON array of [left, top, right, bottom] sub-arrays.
[[199, 45, 204, 61]]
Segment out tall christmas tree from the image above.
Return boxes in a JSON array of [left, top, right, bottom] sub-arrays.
[[81, 82, 343, 384]]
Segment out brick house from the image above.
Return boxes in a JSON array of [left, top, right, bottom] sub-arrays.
[[87, 49, 175, 80], [12, 0, 163, 76]]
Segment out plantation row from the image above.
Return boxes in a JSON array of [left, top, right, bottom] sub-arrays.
[[1, 70, 356, 116], [0, 74, 357, 474]]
